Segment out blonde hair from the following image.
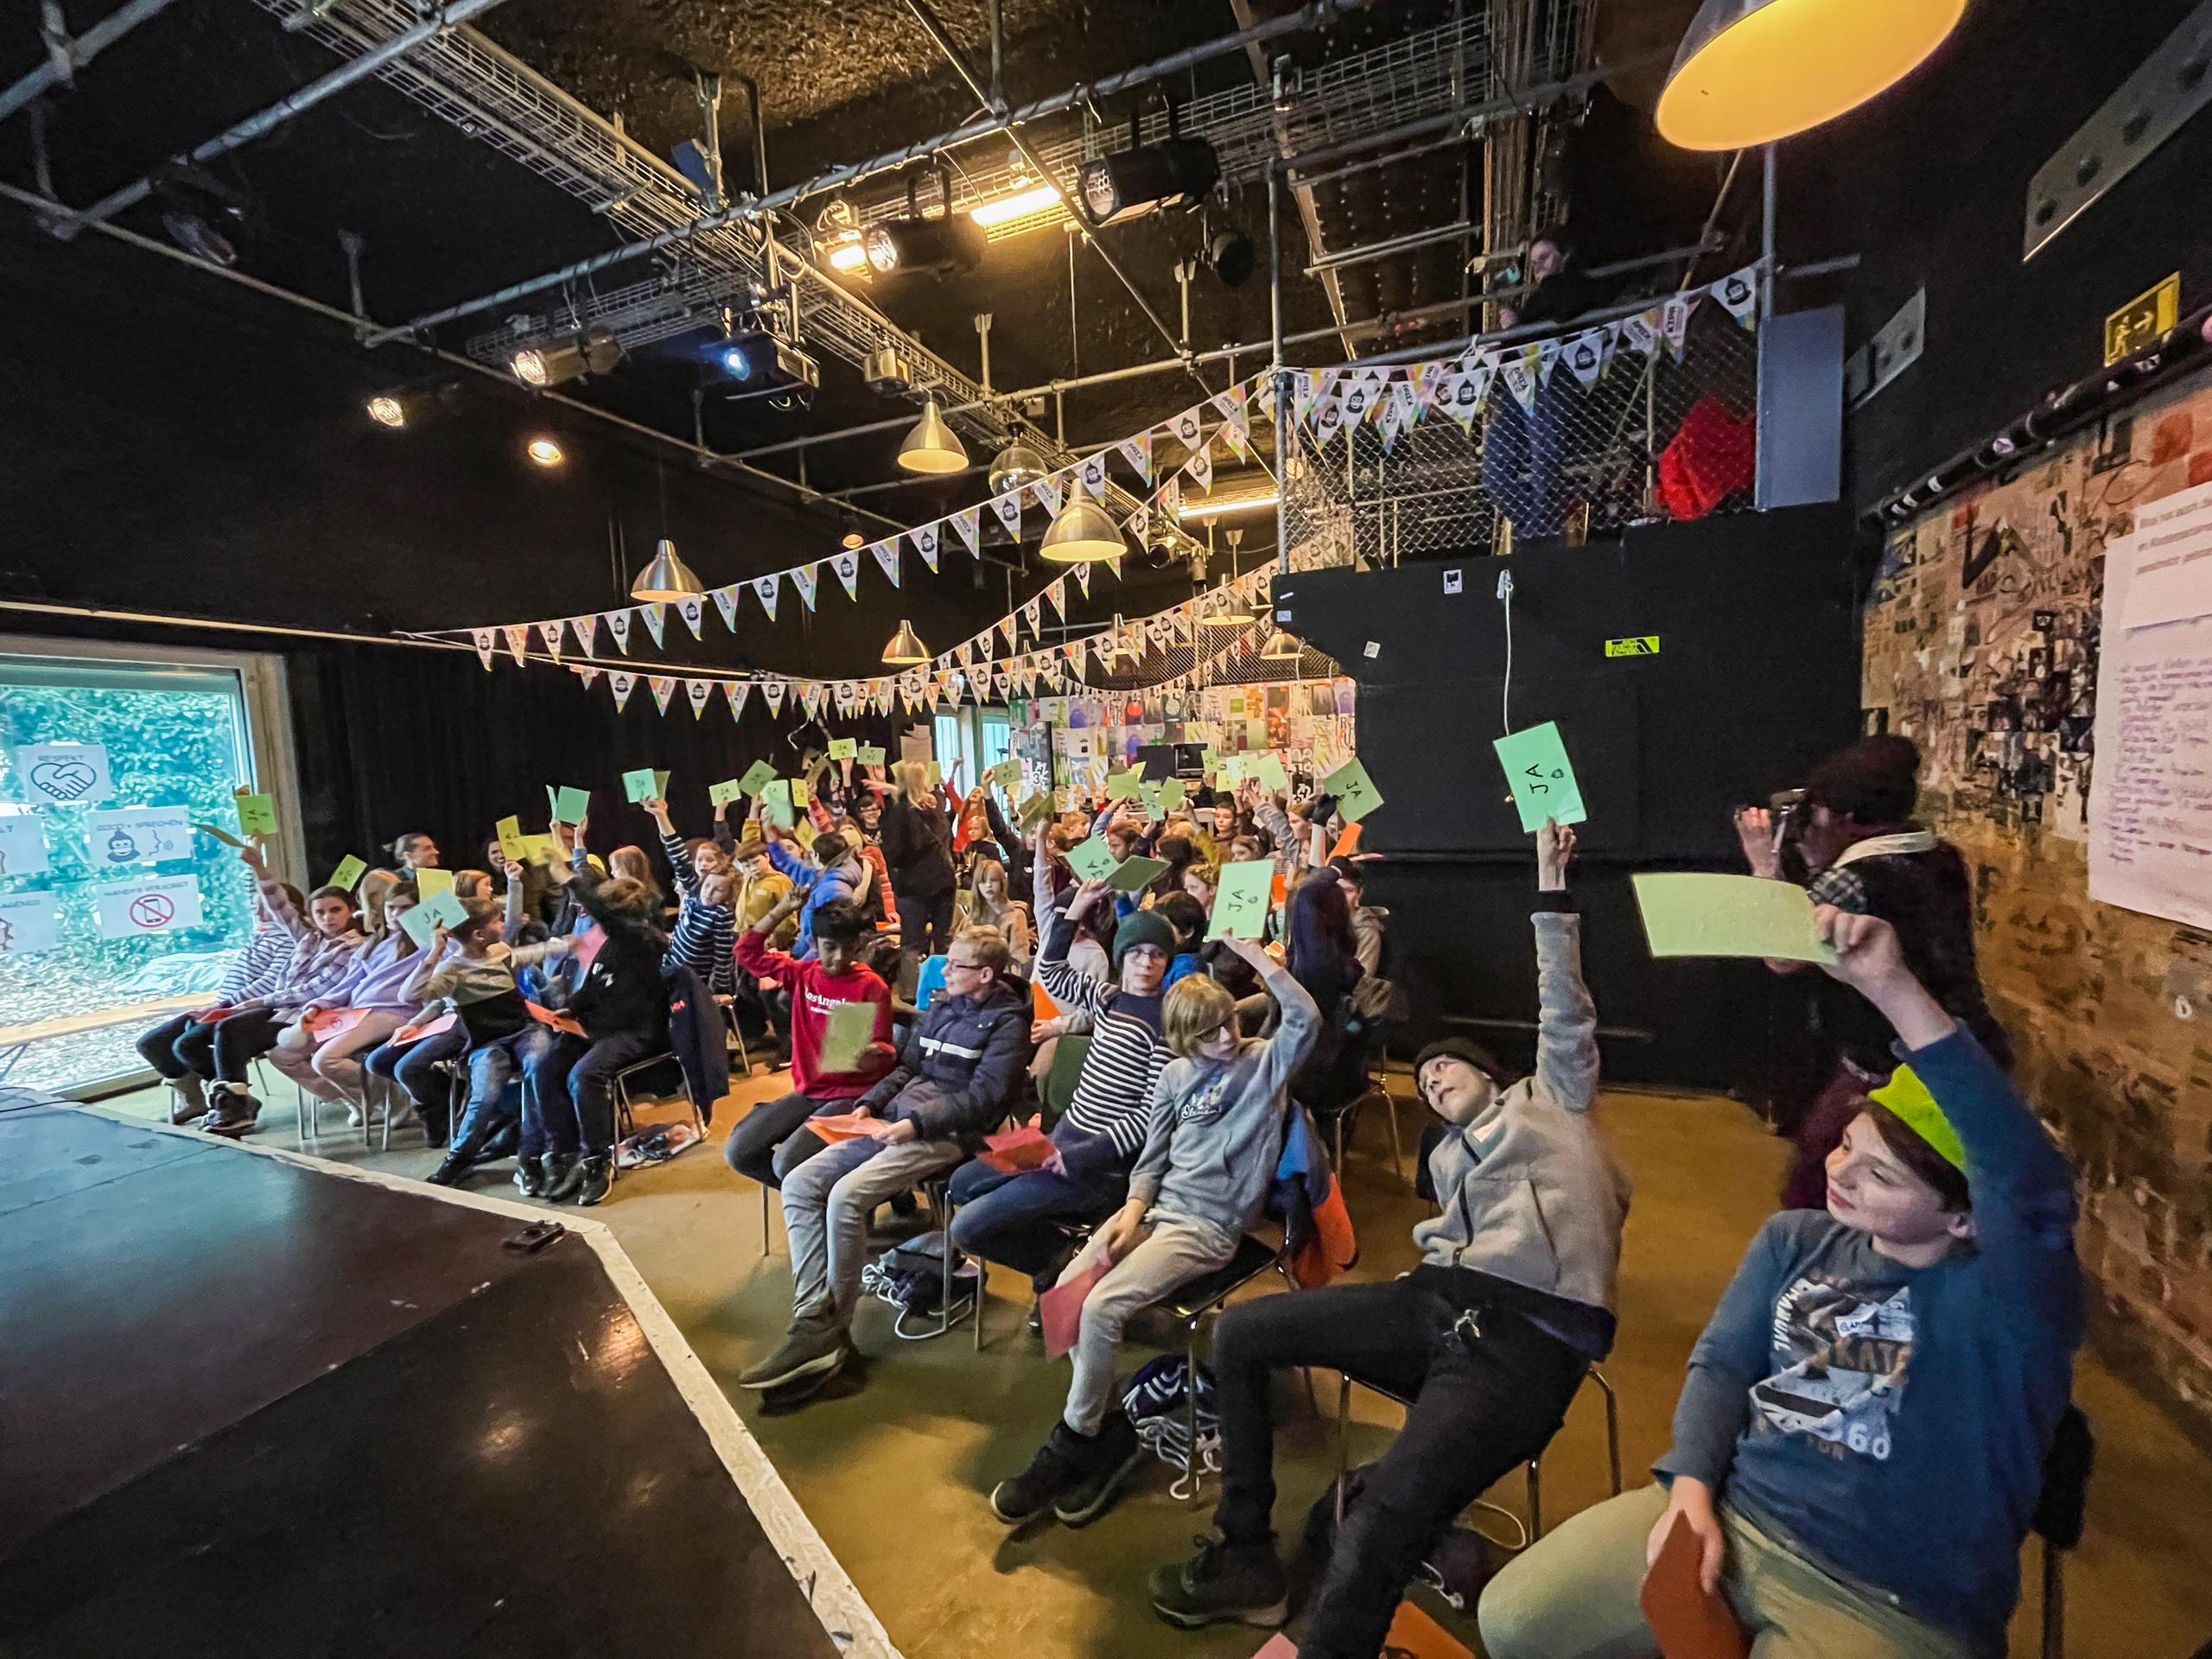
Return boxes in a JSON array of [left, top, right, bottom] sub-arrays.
[[893, 759, 933, 805], [1164, 975, 1237, 1058], [950, 923, 1011, 976]]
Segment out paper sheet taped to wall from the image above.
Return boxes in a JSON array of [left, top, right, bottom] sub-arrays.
[[2120, 477, 2212, 631]]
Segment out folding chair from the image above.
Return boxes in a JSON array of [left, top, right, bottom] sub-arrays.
[[918, 1173, 983, 1350], [612, 1051, 707, 1142], [1160, 1235, 1300, 1503]]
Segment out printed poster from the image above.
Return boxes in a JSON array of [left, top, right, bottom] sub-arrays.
[[93, 874, 205, 941], [0, 890, 61, 956], [12, 742, 112, 806], [85, 804, 195, 868]]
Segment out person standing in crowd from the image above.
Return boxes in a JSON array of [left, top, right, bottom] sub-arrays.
[[1480, 231, 1608, 541], [874, 760, 959, 965], [1479, 908, 2080, 1659], [1147, 821, 1627, 1656], [389, 831, 440, 874], [963, 854, 1033, 970], [759, 811, 872, 961], [1327, 855, 1389, 976], [1734, 734, 2011, 1206]]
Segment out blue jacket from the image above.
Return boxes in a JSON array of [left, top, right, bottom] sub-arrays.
[[855, 975, 1030, 1149], [765, 839, 866, 959]]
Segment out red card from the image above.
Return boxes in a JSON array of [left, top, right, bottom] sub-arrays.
[[390, 1010, 456, 1045], [1240, 1600, 1466, 1659], [804, 1111, 879, 1142], [302, 1007, 367, 1039], [1639, 1513, 1749, 1659], [1041, 1255, 1111, 1361], [524, 1001, 586, 1037], [980, 1124, 1054, 1173], [189, 1006, 237, 1024]]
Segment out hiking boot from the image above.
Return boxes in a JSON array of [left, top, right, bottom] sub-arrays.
[[1147, 1535, 1289, 1630], [989, 1423, 1087, 1525], [1053, 1410, 1146, 1527], [571, 1154, 613, 1207], [541, 1152, 583, 1201], [165, 1075, 207, 1124], [737, 1319, 849, 1391], [513, 1155, 547, 1198], [202, 1084, 261, 1139]]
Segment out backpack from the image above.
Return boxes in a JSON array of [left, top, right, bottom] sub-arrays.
[[859, 1231, 979, 1338], [1120, 1355, 1220, 1500]]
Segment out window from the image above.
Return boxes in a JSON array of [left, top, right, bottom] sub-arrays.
[[0, 638, 297, 1096], [930, 707, 1011, 795]]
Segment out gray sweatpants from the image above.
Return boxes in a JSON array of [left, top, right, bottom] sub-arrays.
[[780, 1133, 966, 1330], [1057, 1211, 1239, 1435]]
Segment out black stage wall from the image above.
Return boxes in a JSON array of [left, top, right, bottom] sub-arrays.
[[1276, 505, 1863, 1091]]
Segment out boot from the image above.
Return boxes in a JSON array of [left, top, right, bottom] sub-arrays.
[[1053, 1410, 1145, 1527], [426, 1115, 495, 1186], [165, 1074, 207, 1124], [1147, 1535, 1289, 1630], [202, 1082, 261, 1138], [541, 1151, 583, 1201], [478, 1117, 521, 1161], [513, 1154, 547, 1198], [571, 1154, 613, 1207]]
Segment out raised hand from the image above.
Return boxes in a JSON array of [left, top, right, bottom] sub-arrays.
[[1733, 805, 1781, 879], [1536, 818, 1575, 892]]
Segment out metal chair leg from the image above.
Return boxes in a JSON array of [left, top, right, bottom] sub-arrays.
[[1382, 1084, 1405, 1186], [1587, 1365, 1623, 1495], [2041, 1537, 2065, 1659], [760, 1180, 775, 1256], [1525, 1459, 1542, 1540], [1185, 1319, 1204, 1509], [1334, 1372, 1353, 1522]]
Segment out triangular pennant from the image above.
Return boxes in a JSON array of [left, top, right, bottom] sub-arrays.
[[724, 679, 752, 721], [1214, 385, 1250, 457], [1564, 325, 1611, 387], [1501, 350, 1539, 412], [537, 620, 566, 662], [1621, 308, 1662, 357], [762, 680, 785, 715], [911, 523, 940, 573], [569, 614, 599, 656], [997, 618, 1019, 656], [1103, 552, 1122, 580], [1119, 431, 1154, 483], [1338, 375, 1377, 424], [471, 627, 496, 671], [686, 677, 713, 718], [608, 670, 636, 711], [576, 664, 601, 688], [869, 539, 899, 588], [501, 625, 530, 666], [1046, 576, 1069, 621], [1713, 264, 1760, 332], [1129, 503, 1150, 542], [1184, 442, 1213, 493], [753, 571, 781, 621], [1293, 372, 1319, 430], [802, 683, 825, 720], [711, 586, 741, 630], [1662, 291, 1700, 359], [649, 675, 677, 714], [791, 563, 820, 610], [1170, 405, 1204, 449], [1312, 392, 1345, 448], [1078, 451, 1109, 492], [1033, 473, 1064, 516], [1444, 365, 1492, 432], [990, 491, 1024, 539], [1161, 476, 1182, 519], [830, 550, 861, 599], [639, 603, 666, 649], [1022, 595, 1042, 632], [607, 608, 632, 653], [1071, 562, 1093, 597], [1535, 336, 1564, 387], [951, 505, 982, 555], [1378, 394, 1407, 454]]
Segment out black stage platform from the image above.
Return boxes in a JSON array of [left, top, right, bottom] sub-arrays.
[[0, 1090, 873, 1658]]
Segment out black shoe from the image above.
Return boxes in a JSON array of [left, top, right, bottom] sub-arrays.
[[888, 1189, 919, 1218], [1054, 1410, 1145, 1527], [514, 1155, 547, 1198], [989, 1423, 1088, 1525], [572, 1154, 613, 1206], [479, 1119, 520, 1161], [737, 1319, 849, 1391], [1147, 1535, 1289, 1630], [542, 1152, 582, 1201], [425, 1149, 474, 1186]]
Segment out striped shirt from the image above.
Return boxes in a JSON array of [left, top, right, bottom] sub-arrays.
[[214, 926, 295, 1004], [1037, 917, 1167, 1160], [659, 830, 735, 995]]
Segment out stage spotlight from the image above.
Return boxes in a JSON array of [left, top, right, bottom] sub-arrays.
[[511, 324, 625, 388], [865, 167, 986, 276], [827, 240, 869, 271], [526, 437, 564, 467], [365, 394, 407, 429], [150, 161, 248, 267], [1077, 105, 1218, 226], [713, 330, 821, 391], [1202, 226, 1256, 289], [969, 183, 1064, 229]]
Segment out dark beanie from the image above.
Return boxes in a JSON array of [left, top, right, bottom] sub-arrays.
[[1805, 735, 1922, 826], [1414, 1035, 1513, 1085], [1112, 909, 1177, 971]]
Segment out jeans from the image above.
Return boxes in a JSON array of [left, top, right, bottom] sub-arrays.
[[1211, 1269, 1588, 1659], [137, 1011, 218, 1080], [779, 1134, 965, 1331], [367, 1025, 468, 1141], [560, 1027, 660, 1158], [724, 1090, 843, 1188], [1478, 1484, 1974, 1659], [947, 1158, 1128, 1285], [1057, 1215, 1236, 1435], [453, 1027, 556, 1148], [209, 1007, 288, 1084], [895, 888, 956, 965]]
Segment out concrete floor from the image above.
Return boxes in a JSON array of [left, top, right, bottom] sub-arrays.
[[104, 1068, 2212, 1659]]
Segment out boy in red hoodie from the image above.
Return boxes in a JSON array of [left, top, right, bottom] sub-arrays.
[[725, 895, 894, 1190]]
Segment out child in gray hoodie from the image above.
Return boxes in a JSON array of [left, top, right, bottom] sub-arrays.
[[989, 933, 1319, 1530]]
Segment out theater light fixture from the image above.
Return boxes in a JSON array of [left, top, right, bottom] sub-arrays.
[[1201, 226, 1256, 289], [1039, 480, 1127, 564], [988, 431, 1048, 494], [896, 398, 969, 474], [526, 437, 564, 467], [630, 538, 704, 602], [827, 239, 869, 271], [512, 323, 625, 388], [866, 166, 986, 277], [365, 393, 407, 429], [1656, 0, 1965, 150], [1078, 96, 1219, 226], [969, 182, 1064, 229], [881, 619, 931, 666], [1179, 489, 1279, 523]]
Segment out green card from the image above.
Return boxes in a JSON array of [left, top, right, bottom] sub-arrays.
[[519, 833, 562, 866], [1253, 753, 1289, 791], [818, 997, 878, 1074], [925, 760, 943, 789], [1207, 859, 1275, 940], [828, 737, 857, 760], [1066, 836, 1119, 882], [791, 779, 810, 808], [397, 901, 442, 950], [552, 785, 592, 824], [990, 758, 1022, 788], [855, 744, 886, 767], [760, 779, 794, 830], [737, 760, 779, 797], [1219, 754, 1245, 785], [1321, 757, 1384, 823], [327, 854, 367, 892], [234, 791, 278, 836], [622, 767, 669, 804], [495, 816, 527, 863], [1631, 874, 1838, 966], [1492, 721, 1586, 833], [1105, 770, 1143, 802], [1200, 747, 1219, 771], [1016, 790, 1054, 829], [1159, 778, 1185, 811], [1105, 855, 1169, 893], [415, 868, 454, 901], [708, 778, 744, 810], [1140, 783, 1163, 817]]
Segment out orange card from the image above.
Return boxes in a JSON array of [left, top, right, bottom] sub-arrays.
[[524, 1001, 587, 1037], [303, 1007, 367, 1039], [1639, 1513, 1749, 1659], [391, 1010, 456, 1045], [1330, 823, 1362, 859], [1040, 1255, 1110, 1360], [1249, 1601, 1469, 1659], [804, 1110, 879, 1142], [1032, 978, 1059, 1020], [980, 1123, 1054, 1173]]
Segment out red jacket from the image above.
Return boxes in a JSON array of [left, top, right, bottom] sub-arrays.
[[735, 928, 894, 1098]]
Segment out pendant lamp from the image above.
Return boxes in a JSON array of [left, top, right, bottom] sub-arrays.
[[1038, 479, 1127, 564], [631, 537, 704, 601], [881, 619, 931, 666], [1656, 0, 1965, 151], [1198, 582, 1255, 628], [896, 398, 969, 474], [1257, 624, 1304, 660]]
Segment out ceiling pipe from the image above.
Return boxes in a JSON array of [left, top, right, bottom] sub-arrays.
[[52, 0, 512, 237], [1305, 219, 1478, 278], [364, 0, 1377, 346], [0, 0, 188, 124]]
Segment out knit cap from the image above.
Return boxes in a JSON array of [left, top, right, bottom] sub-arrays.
[[1112, 909, 1177, 971]]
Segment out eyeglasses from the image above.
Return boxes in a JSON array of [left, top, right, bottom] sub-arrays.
[[945, 956, 986, 974]]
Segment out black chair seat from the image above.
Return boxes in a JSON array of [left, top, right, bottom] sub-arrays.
[[1165, 1235, 1283, 1320]]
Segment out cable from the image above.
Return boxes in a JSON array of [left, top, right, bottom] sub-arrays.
[[1497, 565, 1515, 734]]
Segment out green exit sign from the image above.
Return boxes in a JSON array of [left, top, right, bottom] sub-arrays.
[[1605, 635, 1660, 658]]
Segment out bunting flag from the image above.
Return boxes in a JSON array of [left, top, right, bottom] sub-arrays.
[[608, 670, 636, 710], [607, 608, 632, 653], [1292, 373, 1319, 430], [576, 664, 601, 688], [911, 523, 941, 573], [870, 540, 899, 588], [802, 683, 825, 720], [1184, 442, 1213, 493], [570, 614, 600, 656], [761, 680, 785, 715], [1119, 430, 1153, 482], [537, 620, 565, 662], [1169, 405, 1204, 449], [1620, 308, 1661, 358], [711, 586, 741, 631], [1661, 292, 1700, 360], [1214, 385, 1250, 457], [724, 679, 752, 721], [830, 550, 861, 599], [1713, 264, 1759, 331], [1535, 336, 1564, 388], [1078, 451, 1109, 492], [1046, 575, 1068, 621], [639, 603, 666, 649], [1338, 373, 1378, 425], [649, 675, 677, 714], [1378, 391, 1407, 454], [1501, 350, 1539, 412], [1312, 392, 1345, 448], [1441, 365, 1493, 432], [753, 571, 781, 621], [685, 677, 713, 718], [1103, 552, 1122, 580], [1129, 503, 1149, 542], [997, 618, 1018, 656], [791, 563, 819, 611], [951, 505, 982, 556], [990, 491, 1023, 539], [471, 627, 497, 671], [1563, 325, 1611, 387], [501, 624, 530, 666], [1021, 594, 1042, 633], [1071, 562, 1093, 597], [1033, 473, 1064, 516], [671, 596, 701, 639], [1161, 476, 1182, 519]]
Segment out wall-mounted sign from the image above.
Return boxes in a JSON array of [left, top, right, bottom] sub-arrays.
[[2106, 273, 2179, 365]]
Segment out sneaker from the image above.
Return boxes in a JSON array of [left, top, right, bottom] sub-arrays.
[[1053, 1410, 1146, 1527], [514, 1155, 547, 1198], [737, 1320, 849, 1391], [1147, 1535, 1289, 1630], [988, 1423, 1086, 1525], [571, 1154, 613, 1207], [425, 1150, 474, 1186], [1027, 1300, 1045, 1338], [202, 1084, 261, 1139], [165, 1075, 207, 1124], [542, 1152, 582, 1201]]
